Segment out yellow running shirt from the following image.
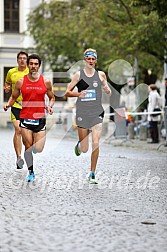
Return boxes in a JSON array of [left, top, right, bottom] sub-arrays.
[[5, 67, 29, 109]]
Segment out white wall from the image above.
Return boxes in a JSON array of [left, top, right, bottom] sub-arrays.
[[0, 0, 40, 108]]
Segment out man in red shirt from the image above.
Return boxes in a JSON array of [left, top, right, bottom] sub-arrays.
[[4, 54, 55, 182]]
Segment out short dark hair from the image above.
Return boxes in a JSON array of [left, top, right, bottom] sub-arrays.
[[165, 78, 167, 81], [27, 54, 42, 66], [149, 84, 157, 90], [17, 51, 28, 59]]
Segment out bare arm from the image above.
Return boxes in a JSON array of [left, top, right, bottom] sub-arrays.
[[99, 71, 112, 96], [45, 78, 55, 114], [4, 82, 11, 93], [65, 71, 86, 97], [4, 79, 22, 111]]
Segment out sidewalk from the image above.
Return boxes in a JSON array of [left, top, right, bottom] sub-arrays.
[[104, 136, 167, 153]]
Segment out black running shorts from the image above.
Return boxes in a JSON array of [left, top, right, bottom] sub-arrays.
[[20, 118, 46, 133], [11, 107, 21, 121]]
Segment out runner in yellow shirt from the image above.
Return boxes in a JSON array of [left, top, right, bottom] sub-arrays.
[[4, 51, 29, 169]]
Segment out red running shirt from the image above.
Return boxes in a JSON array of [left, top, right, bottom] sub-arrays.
[[20, 75, 47, 119]]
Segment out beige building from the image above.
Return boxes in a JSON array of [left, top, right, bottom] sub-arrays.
[[0, 0, 110, 129], [0, 0, 55, 126]]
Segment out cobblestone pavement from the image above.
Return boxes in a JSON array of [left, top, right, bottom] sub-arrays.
[[0, 128, 167, 252]]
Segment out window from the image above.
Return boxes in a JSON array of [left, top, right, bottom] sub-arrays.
[[3, 67, 12, 102], [4, 0, 19, 32]]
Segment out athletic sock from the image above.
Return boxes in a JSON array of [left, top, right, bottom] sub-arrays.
[[24, 150, 33, 173], [28, 165, 33, 174], [90, 172, 95, 178], [17, 156, 21, 161]]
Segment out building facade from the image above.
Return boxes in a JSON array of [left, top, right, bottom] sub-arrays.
[[0, 0, 110, 128], [0, 0, 57, 127], [0, 0, 46, 109]]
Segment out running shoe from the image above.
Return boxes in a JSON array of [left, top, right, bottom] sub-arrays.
[[26, 172, 35, 182], [16, 158, 24, 169], [75, 141, 81, 156], [88, 172, 98, 184]]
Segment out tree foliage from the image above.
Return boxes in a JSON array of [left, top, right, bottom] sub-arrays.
[[131, 0, 167, 18], [27, 0, 166, 81]]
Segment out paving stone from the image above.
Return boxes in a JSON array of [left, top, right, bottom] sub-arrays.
[[0, 128, 167, 252]]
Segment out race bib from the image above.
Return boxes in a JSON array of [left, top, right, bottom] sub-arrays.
[[23, 119, 39, 125], [81, 89, 96, 101]]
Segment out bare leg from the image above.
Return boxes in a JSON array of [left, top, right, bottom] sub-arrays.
[[77, 127, 89, 153], [91, 123, 102, 173], [21, 128, 46, 168], [21, 128, 34, 169], [13, 120, 22, 159], [21, 128, 46, 182], [33, 131, 46, 153]]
